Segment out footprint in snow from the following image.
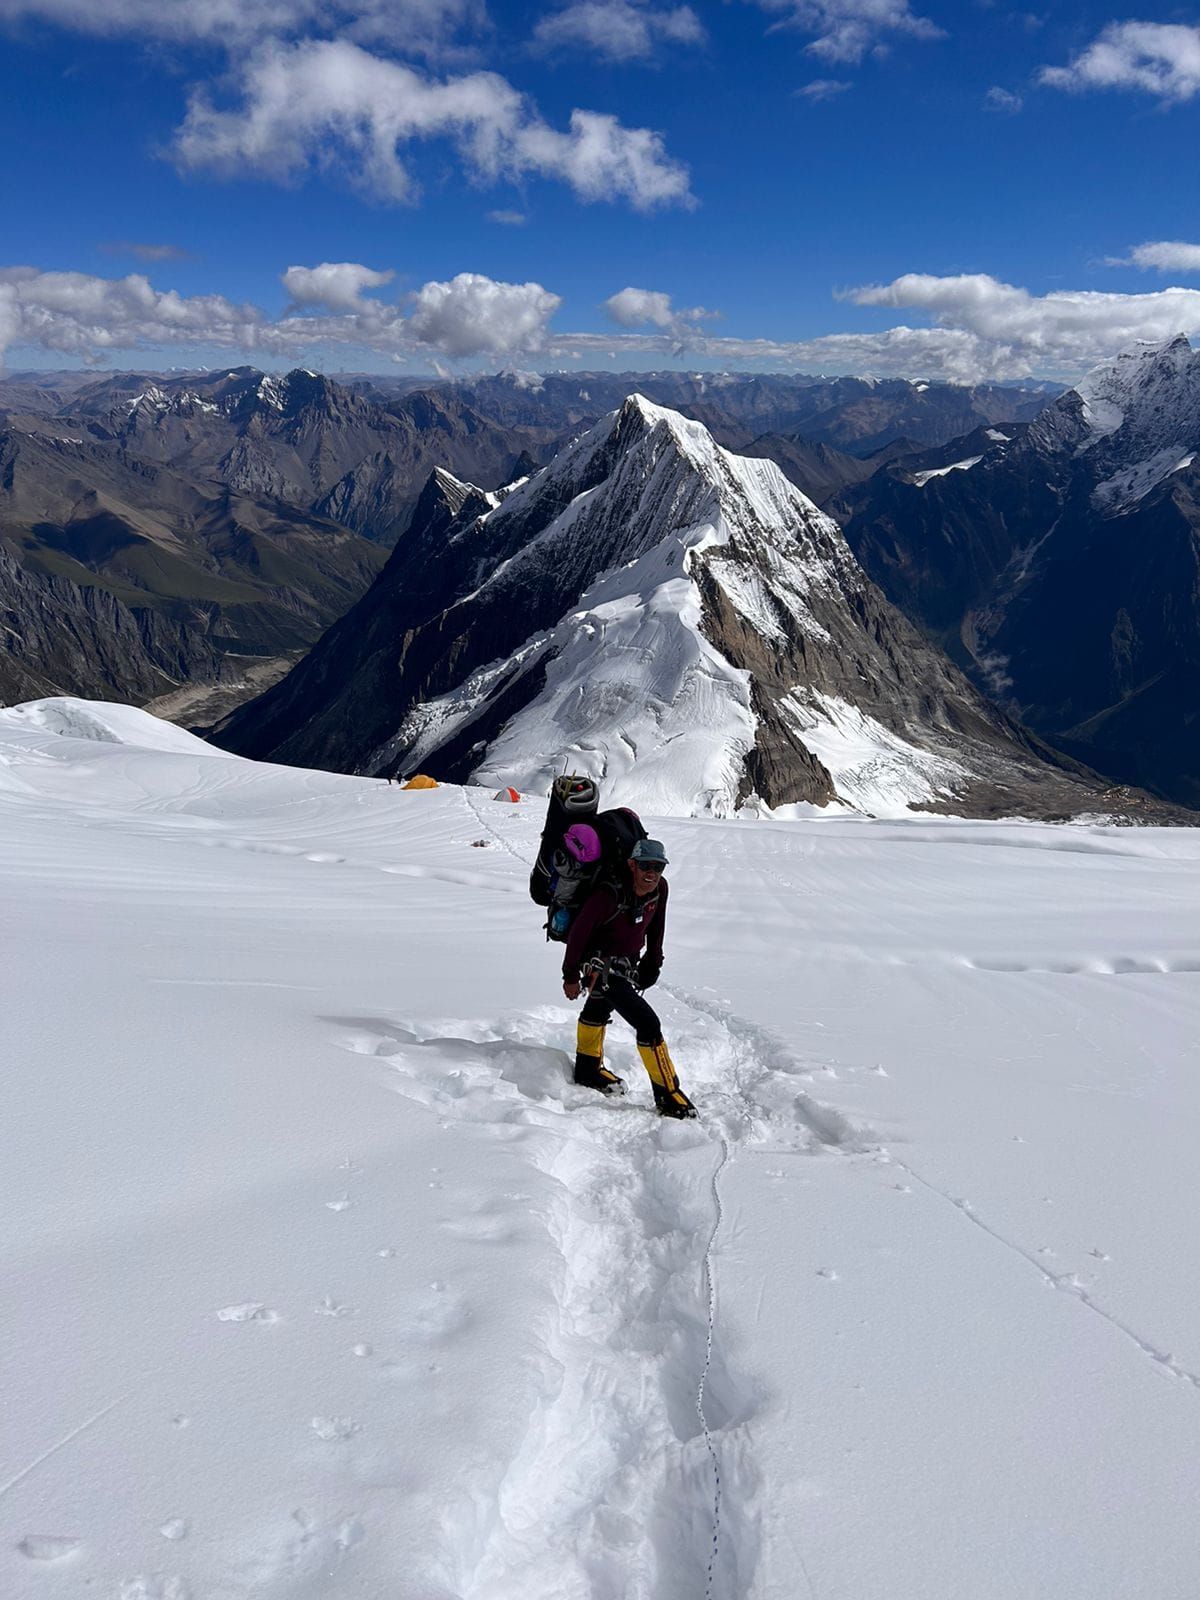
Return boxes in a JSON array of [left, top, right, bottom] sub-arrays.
[[159, 1519, 190, 1541], [119, 1577, 190, 1599], [18, 1536, 82, 1562], [314, 1296, 354, 1318], [440, 1213, 515, 1243], [311, 1416, 360, 1441], [325, 1196, 354, 1212], [216, 1303, 279, 1324]]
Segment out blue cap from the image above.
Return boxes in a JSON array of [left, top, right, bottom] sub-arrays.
[[631, 838, 668, 866]]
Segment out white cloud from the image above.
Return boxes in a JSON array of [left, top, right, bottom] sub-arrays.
[[5, 262, 1200, 385], [282, 261, 394, 311], [533, 0, 705, 63], [406, 273, 561, 356], [0, 0, 486, 57], [0, 265, 558, 367], [172, 39, 692, 210], [1040, 22, 1200, 104], [487, 208, 528, 224], [0, 267, 267, 364], [984, 85, 1022, 113], [603, 286, 717, 341], [796, 77, 852, 99], [1115, 241, 1200, 274], [846, 272, 1200, 376], [751, 0, 944, 64]]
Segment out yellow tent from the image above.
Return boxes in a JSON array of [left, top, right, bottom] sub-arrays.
[[401, 774, 439, 790]]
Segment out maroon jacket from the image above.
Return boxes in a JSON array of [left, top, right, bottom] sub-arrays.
[[563, 877, 668, 985]]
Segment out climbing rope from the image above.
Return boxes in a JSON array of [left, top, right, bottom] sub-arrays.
[[697, 1133, 732, 1598]]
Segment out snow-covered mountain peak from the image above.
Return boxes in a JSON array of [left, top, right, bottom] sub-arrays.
[[218, 392, 1121, 821], [458, 395, 848, 627], [1072, 335, 1199, 445]]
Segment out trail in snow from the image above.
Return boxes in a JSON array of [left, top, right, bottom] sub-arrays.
[[332, 1013, 794, 1596], [7, 709, 1200, 1599], [456, 782, 768, 1594], [451, 780, 874, 1595]]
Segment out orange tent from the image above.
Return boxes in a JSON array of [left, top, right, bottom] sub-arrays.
[[492, 786, 521, 802], [401, 774, 439, 790]]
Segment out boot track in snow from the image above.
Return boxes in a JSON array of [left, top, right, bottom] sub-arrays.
[[443, 784, 870, 1593]]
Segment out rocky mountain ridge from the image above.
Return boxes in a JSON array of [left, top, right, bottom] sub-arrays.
[[0, 369, 548, 714], [213, 396, 1156, 821], [834, 337, 1200, 807]]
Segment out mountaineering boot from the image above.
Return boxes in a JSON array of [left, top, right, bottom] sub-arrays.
[[637, 1039, 697, 1119], [574, 1020, 625, 1096]]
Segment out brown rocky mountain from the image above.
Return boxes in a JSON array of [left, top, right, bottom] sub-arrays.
[[0, 420, 385, 712], [0, 369, 547, 718]]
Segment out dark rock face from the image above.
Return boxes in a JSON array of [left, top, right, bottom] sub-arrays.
[[214, 396, 1144, 821], [836, 338, 1200, 807], [0, 544, 224, 706], [0, 421, 385, 709]]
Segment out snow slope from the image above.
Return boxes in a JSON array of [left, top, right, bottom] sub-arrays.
[[4, 703, 1200, 1599]]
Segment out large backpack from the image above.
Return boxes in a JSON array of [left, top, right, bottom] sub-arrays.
[[529, 775, 647, 942]]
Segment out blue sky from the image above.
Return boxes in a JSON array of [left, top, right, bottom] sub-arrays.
[[2, 0, 1200, 379]]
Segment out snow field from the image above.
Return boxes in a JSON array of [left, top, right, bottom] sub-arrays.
[[3, 703, 1200, 1598]]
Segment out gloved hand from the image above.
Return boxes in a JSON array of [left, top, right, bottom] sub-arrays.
[[636, 960, 660, 991], [563, 978, 581, 1000]]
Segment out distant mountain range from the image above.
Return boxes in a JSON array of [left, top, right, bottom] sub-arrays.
[[1, 365, 1056, 724], [0, 367, 547, 718], [834, 337, 1200, 808], [4, 355, 1195, 816], [212, 396, 1163, 822], [345, 368, 1058, 457]]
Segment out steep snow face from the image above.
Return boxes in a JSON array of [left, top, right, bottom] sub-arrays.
[[373, 397, 863, 813], [1021, 336, 1200, 511], [220, 391, 1111, 819], [347, 394, 1109, 820], [1092, 446, 1200, 511], [402, 534, 758, 817], [1072, 335, 1200, 455], [479, 395, 847, 607], [781, 692, 968, 817]]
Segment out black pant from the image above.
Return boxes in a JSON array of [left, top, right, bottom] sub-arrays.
[[580, 974, 662, 1045]]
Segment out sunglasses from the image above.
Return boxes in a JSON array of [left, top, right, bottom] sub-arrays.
[[632, 859, 665, 874]]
